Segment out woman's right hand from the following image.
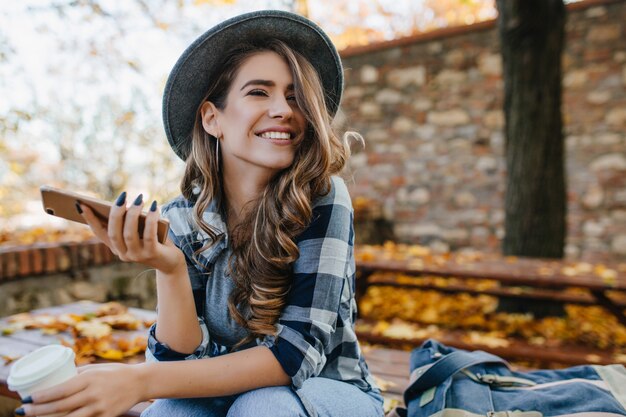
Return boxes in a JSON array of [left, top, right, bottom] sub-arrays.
[[77, 192, 186, 276]]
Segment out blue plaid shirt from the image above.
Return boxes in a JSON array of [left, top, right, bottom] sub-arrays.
[[146, 176, 379, 393]]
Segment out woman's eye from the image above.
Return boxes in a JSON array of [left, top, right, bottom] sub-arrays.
[[248, 89, 268, 97], [287, 95, 297, 101]]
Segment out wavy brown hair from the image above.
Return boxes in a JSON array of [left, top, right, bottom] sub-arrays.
[[179, 39, 351, 346]]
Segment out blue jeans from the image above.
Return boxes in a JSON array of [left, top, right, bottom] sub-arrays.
[[140, 377, 385, 417]]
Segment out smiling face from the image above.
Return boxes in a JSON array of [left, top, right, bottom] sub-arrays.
[[201, 51, 307, 181]]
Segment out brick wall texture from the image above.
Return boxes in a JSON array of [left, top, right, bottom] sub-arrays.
[[340, 0, 626, 261], [0, 241, 156, 316]]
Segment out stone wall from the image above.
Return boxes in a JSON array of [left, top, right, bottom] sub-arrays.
[[0, 241, 155, 317], [1, 1, 625, 318], [340, 0, 626, 260]]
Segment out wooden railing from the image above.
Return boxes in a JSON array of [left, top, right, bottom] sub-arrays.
[[354, 255, 626, 367]]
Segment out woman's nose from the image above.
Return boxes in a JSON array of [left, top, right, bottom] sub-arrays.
[[268, 96, 293, 119]]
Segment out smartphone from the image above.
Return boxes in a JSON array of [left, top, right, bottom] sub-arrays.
[[40, 185, 169, 244]]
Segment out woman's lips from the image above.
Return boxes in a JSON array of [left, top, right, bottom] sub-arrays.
[[256, 134, 293, 146]]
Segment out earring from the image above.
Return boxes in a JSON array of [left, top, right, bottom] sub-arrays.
[[215, 138, 220, 171]]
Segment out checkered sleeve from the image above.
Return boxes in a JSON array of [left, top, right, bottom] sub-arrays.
[[145, 198, 226, 362], [259, 177, 354, 388], [145, 316, 220, 361]]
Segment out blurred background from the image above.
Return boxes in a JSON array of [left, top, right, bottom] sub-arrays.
[[0, 0, 497, 228], [3, 0, 625, 263]]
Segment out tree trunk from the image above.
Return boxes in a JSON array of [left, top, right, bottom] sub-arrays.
[[496, 0, 567, 258]]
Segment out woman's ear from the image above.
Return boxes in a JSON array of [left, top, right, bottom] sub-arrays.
[[200, 101, 222, 138]]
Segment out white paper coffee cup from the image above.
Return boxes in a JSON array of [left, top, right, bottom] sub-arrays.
[[8, 344, 78, 408]]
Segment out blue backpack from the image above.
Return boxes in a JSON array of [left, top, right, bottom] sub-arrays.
[[390, 339, 626, 417]]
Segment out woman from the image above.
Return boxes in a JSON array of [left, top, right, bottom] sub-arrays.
[[16, 10, 383, 417]]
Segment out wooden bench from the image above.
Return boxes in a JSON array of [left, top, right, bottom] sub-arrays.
[[354, 255, 626, 367], [0, 301, 411, 416], [0, 301, 154, 416], [362, 346, 410, 407]]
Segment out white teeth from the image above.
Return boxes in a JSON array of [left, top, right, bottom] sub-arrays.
[[259, 131, 291, 140]]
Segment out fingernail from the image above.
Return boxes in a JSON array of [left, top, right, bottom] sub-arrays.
[[150, 200, 157, 212], [115, 191, 127, 207], [75, 201, 83, 214], [21, 396, 32, 404], [133, 194, 143, 206], [14, 407, 25, 416]]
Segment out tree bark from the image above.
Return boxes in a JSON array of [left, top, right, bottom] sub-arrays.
[[496, 0, 567, 258]]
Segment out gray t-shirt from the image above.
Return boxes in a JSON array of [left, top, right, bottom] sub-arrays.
[[202, 246, 248, 346]]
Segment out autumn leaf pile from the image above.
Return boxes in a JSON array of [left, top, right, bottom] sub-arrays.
[[355, 242, 626, 354], [2, 302, 153, 365], [359, 283, 626, 350]]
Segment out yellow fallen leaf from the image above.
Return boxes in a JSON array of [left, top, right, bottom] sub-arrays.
[[562, 267, 577, 277], [96, 349, 125, 361], [121, 347, 143, 357], [372, 321, 390, 334], [538, 267, 554, 276], [1, 354, 20, 365], [75, 320, 112, 339], [585, 354, 602, 363], [463, 331, 510, 348], [408, 246, 431, 257], [575, 263, 593, 273], [383, 398, 401, 415], [599, 269, 617, 286], [408, 259, 425, 269], [373, 375, 397, 391]]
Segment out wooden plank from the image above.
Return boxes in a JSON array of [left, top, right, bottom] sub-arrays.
[[0, 335, 45, 400], [0, 302, 156, 416], [592, 290, 626, 327], [357, 258, 626, 326], [0, 336, 43, 381], [2, 328, 71, 347], [356, 327, 625, 367], [362, 346, 411, 365], [369, 373, 408, 396], [358, 259, 626, 291], [366, 278, 626, 307], [0, 302, 155, 348], [362, 347, 410, 396], [22, 301, 157, 323], [365, 357, 408, 379]]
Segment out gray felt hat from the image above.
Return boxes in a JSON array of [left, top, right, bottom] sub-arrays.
[[162, 10, 344, 160]]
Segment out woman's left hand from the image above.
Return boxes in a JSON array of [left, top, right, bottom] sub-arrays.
[[17, 363, 146, 417]]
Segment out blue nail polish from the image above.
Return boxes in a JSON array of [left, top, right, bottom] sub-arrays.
[[115, 191, 127, 207], [22, 396, 32, 404], [15, 407, 25, 416], [75, 201, 83, 214], [133, 194, 143, 206], [150, 200, 157, 212]]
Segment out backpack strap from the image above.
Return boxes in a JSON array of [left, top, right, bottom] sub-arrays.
[[405, 350, 508, 404]]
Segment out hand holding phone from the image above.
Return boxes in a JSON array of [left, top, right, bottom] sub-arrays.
[[40, 185, 169, 244]]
